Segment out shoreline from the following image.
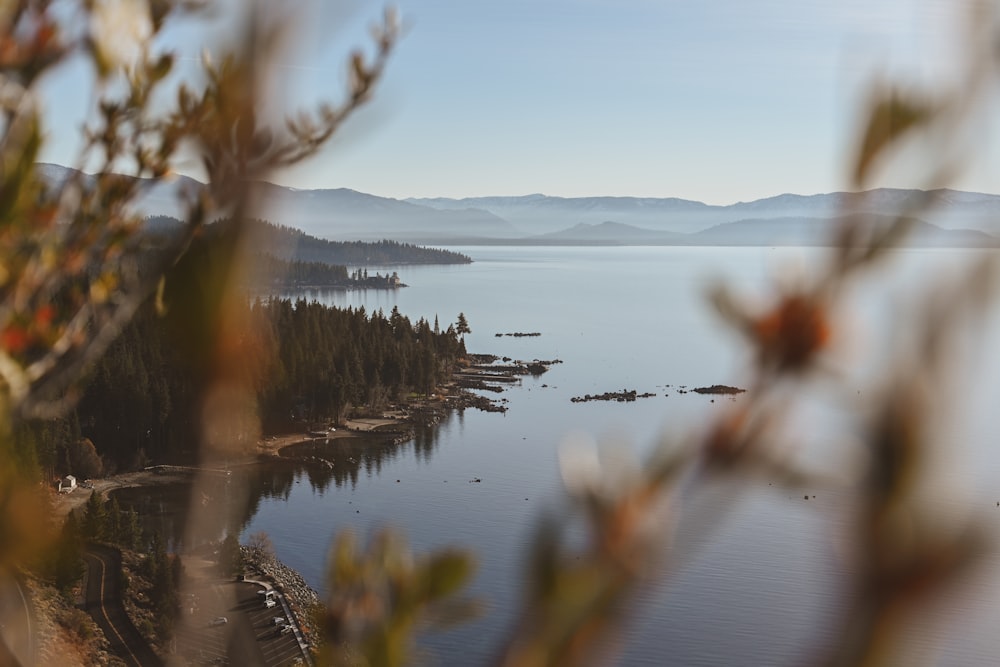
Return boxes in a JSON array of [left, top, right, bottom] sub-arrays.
[[45, 354, 543, 660], [52, 357, 523, 518], [254, 355, 539, 460], [241, 545, 322, 652]]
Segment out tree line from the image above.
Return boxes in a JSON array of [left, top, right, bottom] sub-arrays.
[[245, 255, 405, 289], [252, 300, 467, 433], [144, 217, 473, 266], [23, 296, 468, 480], [246, 254, 350, 287], [246, 219, 473, 265]]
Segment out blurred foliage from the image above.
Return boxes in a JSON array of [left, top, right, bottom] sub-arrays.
[[497, 8, 1000, 666], [0, 0, 402, 663], [319, 530, 477, 667], [0, 1, 997, 666]]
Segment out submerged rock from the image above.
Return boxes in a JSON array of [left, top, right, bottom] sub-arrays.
[[571, 389, 656, 403]]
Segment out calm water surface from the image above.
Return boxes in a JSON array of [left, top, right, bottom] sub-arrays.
[[144, 247, 1000, 665]]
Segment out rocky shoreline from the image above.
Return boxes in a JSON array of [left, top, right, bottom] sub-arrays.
[[425, 354, 561, 413], [254, 353, 544, 457], [243, 546, 322, 651]]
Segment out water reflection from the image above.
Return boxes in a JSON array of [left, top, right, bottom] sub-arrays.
[[110, 411, 452, 549]]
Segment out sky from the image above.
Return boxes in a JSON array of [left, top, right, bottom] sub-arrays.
[[38, 0, 999, 204]]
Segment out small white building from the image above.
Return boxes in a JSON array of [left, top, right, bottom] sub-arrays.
[[58, 475, 77, 494]]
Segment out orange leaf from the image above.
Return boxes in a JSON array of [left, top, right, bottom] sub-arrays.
[[1, 326, 30, 353]]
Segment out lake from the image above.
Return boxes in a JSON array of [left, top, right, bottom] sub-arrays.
[[134, 246, 1000, 665]]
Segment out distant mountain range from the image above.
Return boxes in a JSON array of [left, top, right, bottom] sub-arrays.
[[38, 163, 1000, 247], [409, 190, 1000, 240]]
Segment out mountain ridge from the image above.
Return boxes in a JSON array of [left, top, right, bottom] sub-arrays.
[[529, 216, 998, 248], [36, 163, 1000, 246], [411, 187, 1000, 236]]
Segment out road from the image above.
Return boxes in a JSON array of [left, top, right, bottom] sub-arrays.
[[83, 545, 163, 667]]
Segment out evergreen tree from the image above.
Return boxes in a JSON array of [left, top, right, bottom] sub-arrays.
[[107, 497, 123, 546], [456, 312, 471, 340], [82, 490, 107, 541], [147, 532, 177, 639], [47, 511, 84, 593], [123, 510, 142, 551]]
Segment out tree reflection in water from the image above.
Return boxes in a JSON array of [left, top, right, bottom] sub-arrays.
[[110, 412, 451, 549]]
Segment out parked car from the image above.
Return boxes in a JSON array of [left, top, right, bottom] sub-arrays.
[[272, 617, 286, 626], [264, 598, 276, 608], [210, 616, 228, 627]]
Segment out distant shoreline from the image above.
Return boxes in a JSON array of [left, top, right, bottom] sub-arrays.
[[417, 237, 1000, 248]]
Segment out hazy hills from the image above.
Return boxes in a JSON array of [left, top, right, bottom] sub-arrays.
[[411, 190, 1000, 239], [36, 163, 517, 242], [529, 214, 999, 248], [249, 181, 517, 241], [38, 163, 1000, 247]]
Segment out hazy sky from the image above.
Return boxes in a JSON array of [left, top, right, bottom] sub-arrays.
[[39, 0, 996, 204]]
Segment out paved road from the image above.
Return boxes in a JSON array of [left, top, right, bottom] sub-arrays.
[[83, 545, 163, 667]]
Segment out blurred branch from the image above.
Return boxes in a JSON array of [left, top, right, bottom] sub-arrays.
[[320, 530, 476, 667], [491, 4, 1000, 666]]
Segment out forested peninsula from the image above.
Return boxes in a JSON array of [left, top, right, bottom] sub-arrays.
[[22, 297, 469, 480], [245, 254, 406, 289], [146, 217, 473, 266], [246, 219, 472, 265], [13, 218, 478, 482], [145, 217, 470, 289]]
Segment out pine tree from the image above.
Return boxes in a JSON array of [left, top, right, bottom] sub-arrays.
[[147, 532, 177, 639], [82, 490, 107, 541], [456, 312, 471, 339], [124, 510, 142, 551], [49, 511, 84, 593], [107, 497, 123, 546]]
